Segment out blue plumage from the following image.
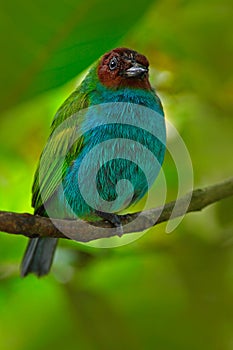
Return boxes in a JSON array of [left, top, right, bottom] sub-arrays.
[[60, 88, 165, 219]]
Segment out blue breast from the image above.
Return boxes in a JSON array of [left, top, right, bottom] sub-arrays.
[[56, 85, 166, 219]]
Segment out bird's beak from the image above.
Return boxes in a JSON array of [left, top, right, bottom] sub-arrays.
[[125, 63, 148, 78]]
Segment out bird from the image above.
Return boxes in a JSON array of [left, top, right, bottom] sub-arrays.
[[21, 47, 166, 277]]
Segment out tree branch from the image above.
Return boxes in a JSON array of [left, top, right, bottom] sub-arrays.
[[0, 177, 232, 242]]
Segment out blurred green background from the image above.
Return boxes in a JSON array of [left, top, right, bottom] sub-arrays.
[[1, 0, 233, 349]]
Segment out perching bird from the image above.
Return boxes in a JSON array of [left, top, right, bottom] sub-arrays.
[[21, 47, 166, 277]]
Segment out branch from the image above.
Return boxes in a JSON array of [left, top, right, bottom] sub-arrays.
[[0, 177, 232, 242]]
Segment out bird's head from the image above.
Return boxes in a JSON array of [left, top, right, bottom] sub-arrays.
[[97, 48, 152, 90]]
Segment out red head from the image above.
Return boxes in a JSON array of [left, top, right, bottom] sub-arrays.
[[97, 48, 152, 90]]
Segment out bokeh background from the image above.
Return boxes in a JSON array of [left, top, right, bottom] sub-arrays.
[[1, 0, 233, 349]]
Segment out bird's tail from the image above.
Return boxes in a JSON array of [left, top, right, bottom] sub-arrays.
[[21, 237, 58, 277]]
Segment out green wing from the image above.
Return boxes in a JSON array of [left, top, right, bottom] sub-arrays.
[[32, 87, 90, 213]]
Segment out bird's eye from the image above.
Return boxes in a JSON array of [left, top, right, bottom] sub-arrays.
[[109, 57, 118, 71]]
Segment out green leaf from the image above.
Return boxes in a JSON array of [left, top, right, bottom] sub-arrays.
[[0, 0, 154, 113]]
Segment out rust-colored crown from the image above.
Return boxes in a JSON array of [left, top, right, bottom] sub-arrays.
[[97, 48, 152, 90]]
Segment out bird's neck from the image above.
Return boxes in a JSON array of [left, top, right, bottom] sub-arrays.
[[90, 82, 162, 113]]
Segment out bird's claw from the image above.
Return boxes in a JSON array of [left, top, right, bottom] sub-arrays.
[[116, 223, 124, 237], [96, 211, 124, 237]]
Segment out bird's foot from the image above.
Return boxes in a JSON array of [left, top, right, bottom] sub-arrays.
[[95, 211, 123, 237]]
